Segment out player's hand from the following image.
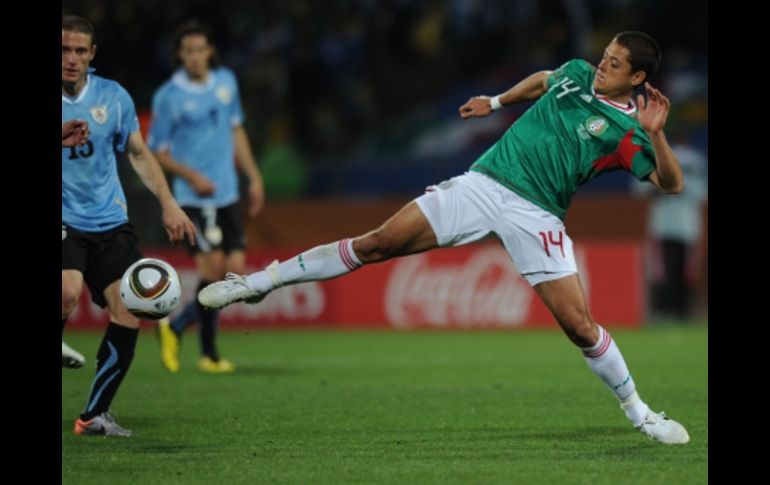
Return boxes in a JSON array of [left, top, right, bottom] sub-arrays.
[[459, 96, 494, 119], [247, 180, 265, 218], [62, 119, 90, 147], [637, 82, 670, 135], [161, 201, 197, 246], [189, 173, 216, 196]]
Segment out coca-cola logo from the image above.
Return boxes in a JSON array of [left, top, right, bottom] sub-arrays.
[[385, 247, 534, 328]]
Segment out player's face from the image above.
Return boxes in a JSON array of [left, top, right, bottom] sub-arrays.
[[62, 31, 95, 87], [593, 40, 645, 99], [179, 34, 213, 80]]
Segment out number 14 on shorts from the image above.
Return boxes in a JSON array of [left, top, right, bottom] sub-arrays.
[[539, 230, 565, 258]]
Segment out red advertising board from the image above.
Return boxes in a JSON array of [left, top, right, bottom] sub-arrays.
[[67, 242, 644, 329]]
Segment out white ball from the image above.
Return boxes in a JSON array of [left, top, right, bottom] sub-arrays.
[[119, 258, 182, 319]]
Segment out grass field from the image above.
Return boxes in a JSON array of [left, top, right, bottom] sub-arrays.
[[62, 324, 707, 484]]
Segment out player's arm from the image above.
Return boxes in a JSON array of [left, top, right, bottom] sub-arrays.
[[459, 71, 552, 119], [637, 82, 683, 194], [154, 150, 216, 196], [126, 131, 197, 245], [233, 124, 265, 217]]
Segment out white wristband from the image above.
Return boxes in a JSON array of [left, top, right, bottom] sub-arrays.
[[490, 95, 503, 111]]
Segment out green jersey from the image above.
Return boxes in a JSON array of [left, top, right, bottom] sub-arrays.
[[470, 59, 656, 219]]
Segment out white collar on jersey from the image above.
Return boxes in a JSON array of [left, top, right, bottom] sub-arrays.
[[61, 73, 91, 104], [171, 68, 217, 93], [591, 85, 637, 115]]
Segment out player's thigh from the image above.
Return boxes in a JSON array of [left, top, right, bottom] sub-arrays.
[[84, 224, 143, 309], [532, 273, 597, 343], [62, 270, 84, 307], [62, 223, 88, 299], [532, 273, 590, 322]]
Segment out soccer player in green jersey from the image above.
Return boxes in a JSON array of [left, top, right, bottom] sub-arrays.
[[198, 31, 689, 444]]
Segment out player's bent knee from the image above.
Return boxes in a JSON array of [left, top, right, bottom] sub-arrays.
[[355, 230, 395, 263], [557, 310, 597, 347], [110, 304, 141, 328], [62, 286, 81, 314], [567, 319, 598, 347]]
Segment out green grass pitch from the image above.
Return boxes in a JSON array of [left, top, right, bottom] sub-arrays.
[[62, 324, 707, 484]]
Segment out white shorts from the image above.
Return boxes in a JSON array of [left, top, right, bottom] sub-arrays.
[[415, 171, 577, 287]]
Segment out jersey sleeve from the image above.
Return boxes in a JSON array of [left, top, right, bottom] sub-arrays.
[[147, 88, 173, 152], [630, 129, 656, 181], [115, 86, 140, 153], [228, 71, 245, 127]]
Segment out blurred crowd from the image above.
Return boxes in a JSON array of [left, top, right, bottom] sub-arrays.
[[63, 0, 706, 198], [63, 1, 708, 319]]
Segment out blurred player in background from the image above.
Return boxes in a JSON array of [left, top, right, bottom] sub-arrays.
[[634, 128, 707, 321], [61, 119, 90, 369], [200, 31, 690, 444], [62, 16, 196, 436], [148, 21, 265, 374]]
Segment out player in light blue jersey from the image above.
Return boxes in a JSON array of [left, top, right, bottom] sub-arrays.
[[62, 16, 196, 437], [61, 119, 90, 369], [148, 21, 265, 374]]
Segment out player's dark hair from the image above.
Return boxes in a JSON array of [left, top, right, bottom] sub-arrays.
[[173, 20, 220, 68], [614, 31, 661, 81], [62, 15, 96, 46]]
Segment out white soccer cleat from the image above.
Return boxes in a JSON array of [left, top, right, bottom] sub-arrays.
[[197, 272, 267, 309], [636, 410, 690, 444], [62, 341, 86, 369]]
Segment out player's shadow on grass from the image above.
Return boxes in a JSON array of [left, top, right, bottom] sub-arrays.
[[406, 425, 631, 445]]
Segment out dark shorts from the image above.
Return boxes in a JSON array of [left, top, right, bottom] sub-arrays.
[[184, 202, 246, 256], [62, 222, 144, 308]]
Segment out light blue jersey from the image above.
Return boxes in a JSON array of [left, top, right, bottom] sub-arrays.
[[148, 67, 244, 208], [62, 74, 139, 232]]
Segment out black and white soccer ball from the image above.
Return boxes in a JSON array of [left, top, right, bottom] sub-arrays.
[[119, 258, 181, 319]]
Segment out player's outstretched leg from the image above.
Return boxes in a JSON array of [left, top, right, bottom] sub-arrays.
[[533, 273, 689, 444], [581, 326, 689, 444], [198, 237, 363, 309], [199, 201, 438, 310], [198, 259, 284, 309]]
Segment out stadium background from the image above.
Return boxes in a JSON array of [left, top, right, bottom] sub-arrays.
[[63, 0, 707, 329], [63, 0, 707, 330], [62, 0, 708, 328]]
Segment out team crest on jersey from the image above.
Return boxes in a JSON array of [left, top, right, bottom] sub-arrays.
[[90, 105, 108, 124], [585, 116, 608, 136], [216, 86, 232, 104]]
